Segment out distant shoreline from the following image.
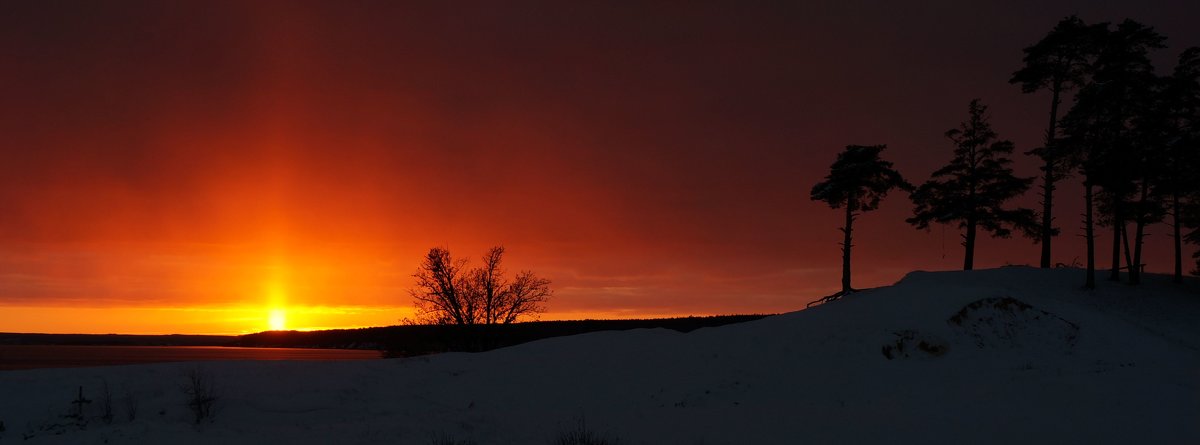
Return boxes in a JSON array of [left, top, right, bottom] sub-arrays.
[[1, 314, 774, 356]]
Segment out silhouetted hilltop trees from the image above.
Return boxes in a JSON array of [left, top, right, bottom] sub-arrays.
[[1011, 15, 1106, 269], [810, 145, 910, 298], [1162, 48, 1200, 281], [1058, 19, 1175, 287], [808, 16, 1200, 296], [908, 99, 1037, 271]]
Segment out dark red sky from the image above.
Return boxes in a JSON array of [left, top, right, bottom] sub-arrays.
[[2, 1, 1198, 333]]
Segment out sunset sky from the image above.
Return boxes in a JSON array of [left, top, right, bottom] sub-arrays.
[[2, 1, 1199, 334]]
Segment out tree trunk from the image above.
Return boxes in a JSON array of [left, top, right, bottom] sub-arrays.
[[963, 219, 977, 271], [1130, 181, 1149, 285], [1122, 222, 1133, 282], [1085, 183, 1096, 290], [1173, 193, 1183, 284], [1110, 203, 1122, 282], [1039, 86, 1062, 269], [841, 203, 854, 294], [1039, 162, 1055, 268], [1133, 220, 1145, 285]]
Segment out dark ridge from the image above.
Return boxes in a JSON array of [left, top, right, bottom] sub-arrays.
[[0, 315, 773, 357], [236, 314, 774, 357]]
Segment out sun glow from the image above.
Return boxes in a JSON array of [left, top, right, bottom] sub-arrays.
[[264, 267, 290, 331], [268, 308, 287, 331]]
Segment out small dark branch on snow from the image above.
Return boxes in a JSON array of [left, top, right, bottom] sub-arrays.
[[806, 288, 862, 308]]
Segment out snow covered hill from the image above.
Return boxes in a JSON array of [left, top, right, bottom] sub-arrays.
[[2, 267, 1198, 444]]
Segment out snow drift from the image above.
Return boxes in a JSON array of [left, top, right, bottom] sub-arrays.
[[1, 267, 1198, 444]]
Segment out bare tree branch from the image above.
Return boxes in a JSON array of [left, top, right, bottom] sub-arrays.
[[410, 246, 550, 325]]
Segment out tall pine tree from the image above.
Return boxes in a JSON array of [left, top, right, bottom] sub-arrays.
[[1160, 47, 1200, 282], [908, 99, 1037, 270], [1010, 15, 1104, 268], [1059, 20, 1165, 285], [811, 145, 910, 296]]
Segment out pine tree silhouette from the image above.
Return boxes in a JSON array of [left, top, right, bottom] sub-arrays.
[[1158, 48, 1200, 282], [1011, 15, 1105, 268], [908, 99, 1037, 270], [811, 144, 910, 296], [1060, 20, 1165, 286]]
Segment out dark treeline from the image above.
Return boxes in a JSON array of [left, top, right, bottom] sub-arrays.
[[812, 15, 1200, 295], [2, 316, 770, 355], [236, 315, 770, 357]]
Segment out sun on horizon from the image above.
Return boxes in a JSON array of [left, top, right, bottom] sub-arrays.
[[268, 308, 287, 331]]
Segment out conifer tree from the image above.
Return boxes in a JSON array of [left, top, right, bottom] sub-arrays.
[[1160, 48, 1200, 282], [908, 100, 1037, 270], [811, 145, 910, 295], [1011, 16, 1104, 268], [1060, 20, 1165, 285]]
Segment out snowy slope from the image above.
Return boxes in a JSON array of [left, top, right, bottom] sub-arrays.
[[1, 267, 1198, 444]]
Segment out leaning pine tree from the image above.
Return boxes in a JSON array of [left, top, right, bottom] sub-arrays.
[[810, 144, 910, 302], [908, 99, 1038, 270]]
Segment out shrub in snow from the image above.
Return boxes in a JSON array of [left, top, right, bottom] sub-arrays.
[[183, 367, 219, 424], [430, 433, 476, 445], [881, 330, 949, 360], [97, 380, 114, 425], [68, 385, 91, 426], [553, 418, 621, 445], [122, 388, 138, 422]]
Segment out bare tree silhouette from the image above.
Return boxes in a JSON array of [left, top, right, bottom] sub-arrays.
[[411, 247, 472, 325], [810, 144, 909, 298], [412, 246, 550, 325]]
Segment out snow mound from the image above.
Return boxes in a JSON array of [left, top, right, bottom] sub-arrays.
[[947, 296, 1079, 352]]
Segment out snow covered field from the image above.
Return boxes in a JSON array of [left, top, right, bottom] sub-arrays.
[[2, 267, 1198, 444]]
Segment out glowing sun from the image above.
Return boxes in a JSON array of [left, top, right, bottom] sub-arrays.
[[268, 309, 287, 331]]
